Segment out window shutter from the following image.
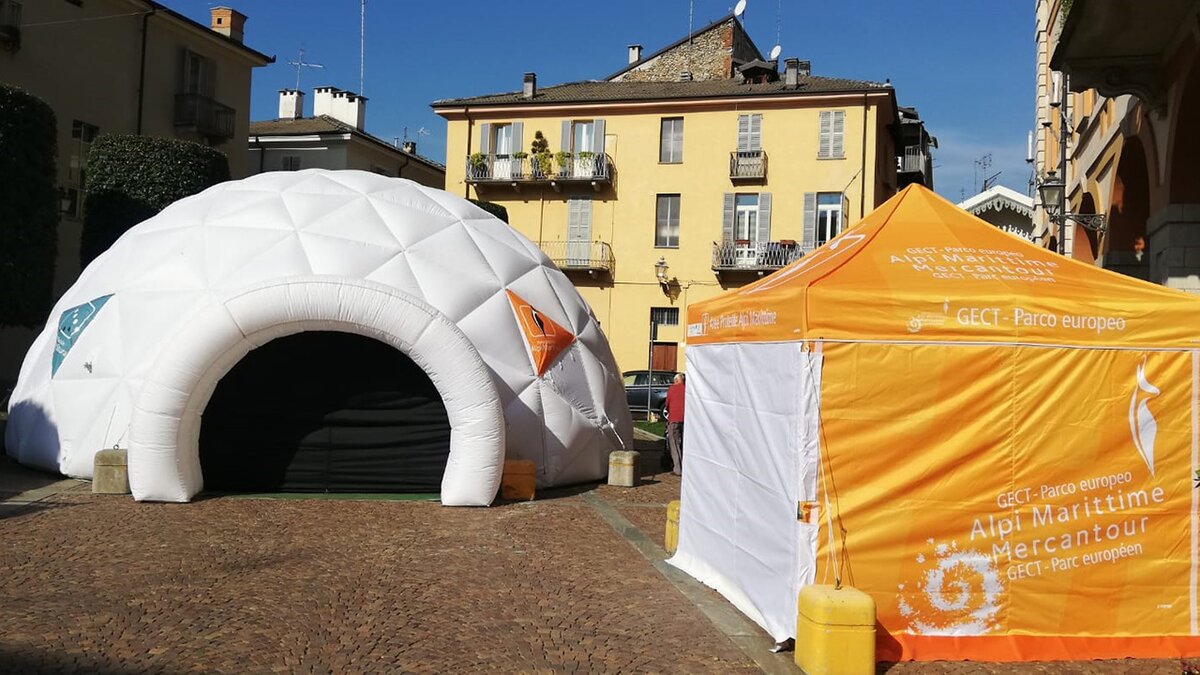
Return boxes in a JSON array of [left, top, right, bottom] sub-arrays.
[[561, 120, 571, 152], [512, 122, 523, 156], [818, 112, 831, 158], [479, 123, 491, 155], [722, 193, 735, 242], [802, 192, 817, 251], [593, 119, 606, 154], [757, 192, 772, 243], [737, 114, 750, 152], [749, 114, 762, 151], [832, 111, 845, 158]]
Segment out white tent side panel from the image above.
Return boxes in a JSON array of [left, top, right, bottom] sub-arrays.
[[668, 342, 821, 641]]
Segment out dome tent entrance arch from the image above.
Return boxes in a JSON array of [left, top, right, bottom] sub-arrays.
[[129, 278, 505, 505], [200, 331, 451, 494]]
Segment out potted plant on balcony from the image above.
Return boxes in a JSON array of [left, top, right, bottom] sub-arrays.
[[576, 150, 596, 177], [468, 152, 487, 179], [512, 151, 528, 178], [530, 131, 552, 179], [554, 151, 572, 177]]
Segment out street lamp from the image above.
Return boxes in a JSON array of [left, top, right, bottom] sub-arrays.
[[1039, 71, 1108, 255], [654, 256, 669, 284], [1038, 174, 1064, 221]]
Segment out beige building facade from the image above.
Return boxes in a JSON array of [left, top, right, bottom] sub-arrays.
[[434, 16, 912, 376], [1034, 0, 1200, 289], [0, 0, 271, 379]]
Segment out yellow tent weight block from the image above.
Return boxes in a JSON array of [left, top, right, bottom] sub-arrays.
[[795, 584, 875, 675], [500, 459, 536, 501], [665, 499, 680, 554]]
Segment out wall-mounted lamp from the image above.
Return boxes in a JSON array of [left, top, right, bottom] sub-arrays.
[[654, 256, 669, 285]]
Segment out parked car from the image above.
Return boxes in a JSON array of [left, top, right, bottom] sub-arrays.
[[624, 370, 676, 419]]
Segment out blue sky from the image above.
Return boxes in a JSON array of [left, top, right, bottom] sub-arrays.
[[175, 0, 1034, 202]]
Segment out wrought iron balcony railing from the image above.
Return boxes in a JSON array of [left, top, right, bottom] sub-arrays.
[[711, 239, 802, 272], [466, 153, 612, 188], [174, 93, 236, 141], [537, 240, 615, 275], [730, 150, 767, 181]]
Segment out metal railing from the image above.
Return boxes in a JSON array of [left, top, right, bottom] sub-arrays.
[[537, 240, 615, 274], [898, 146, 927, 174], [174, 93, 235, 140], [466, 153, 612, 184], [730, 150, 767, 180], [711, 239, 803, 271]]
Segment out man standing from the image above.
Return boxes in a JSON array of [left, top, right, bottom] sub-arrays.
[[664, 373, 685, 476]]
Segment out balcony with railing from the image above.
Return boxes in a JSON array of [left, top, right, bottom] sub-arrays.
[[730, 150, 767, 182], [538, 240, 615, 276], [0, 0, 21, 52], [898, 146, 927, 175], [465, 153, 612, 191], [711, 239, 802, 273], [174, 93, 236, 141]]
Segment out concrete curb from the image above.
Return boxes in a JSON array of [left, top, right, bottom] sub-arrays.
[[581, 491, 798, 674]]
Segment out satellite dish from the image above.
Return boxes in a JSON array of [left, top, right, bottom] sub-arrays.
[[734, 0, 747, 18], [769, 44, 782, 60]]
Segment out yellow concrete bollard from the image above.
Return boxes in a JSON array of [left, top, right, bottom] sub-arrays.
[[500, 459, 536, 501], [795, 584, 876, 675], [664, 500, 680, 554]]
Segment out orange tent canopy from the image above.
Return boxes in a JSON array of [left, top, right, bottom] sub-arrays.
[[688, 185, 1200, 349]]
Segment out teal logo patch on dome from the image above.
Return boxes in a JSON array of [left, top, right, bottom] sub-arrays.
[[53, 294, 113, 377]]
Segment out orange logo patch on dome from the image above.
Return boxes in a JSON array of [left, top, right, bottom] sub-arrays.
[[506, 290, 575, 375]]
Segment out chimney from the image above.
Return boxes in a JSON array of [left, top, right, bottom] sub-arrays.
[[784, 58, 799, 87], [679, 71, 693, 82], [313, 86, 339, 117], [628, 44, 642, 64], [333, 90, 367, 130], [209, 7, 246, 43], [278, 90, 304, 120], [523, 72, 537, 99], [402, 140, 416, 155], [797, 60, 811, 77]]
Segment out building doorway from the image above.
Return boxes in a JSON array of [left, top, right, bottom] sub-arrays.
[[651, 342, 678, 372], [199, 331, 450, 493]]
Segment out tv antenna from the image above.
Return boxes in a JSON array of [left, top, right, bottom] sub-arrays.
[[974, 153, 996, 193], [734, 0, 747, 19], [288, 47, 325, 91], [769, 0, 781, 60], [359, 0, 366, 94]]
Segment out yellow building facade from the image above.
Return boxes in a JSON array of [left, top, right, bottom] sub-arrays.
[[435, 63, 899, 374]]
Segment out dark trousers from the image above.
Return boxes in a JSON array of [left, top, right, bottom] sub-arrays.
[[666, 421, 683, 476]]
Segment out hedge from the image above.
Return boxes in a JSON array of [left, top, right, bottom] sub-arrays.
[[0, 85, 58, 328], [81, 135, 230, 266], [468, 198, 509, 223]]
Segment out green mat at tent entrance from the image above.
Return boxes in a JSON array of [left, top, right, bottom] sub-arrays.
[[213, 492, 440, 502]]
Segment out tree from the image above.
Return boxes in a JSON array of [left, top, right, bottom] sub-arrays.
[[80, 135, 230, 266], [0, 85, 58, 327], [468, 199, 509, 223]]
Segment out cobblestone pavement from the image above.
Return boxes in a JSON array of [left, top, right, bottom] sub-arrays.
[[0, 458, 1188, 674]]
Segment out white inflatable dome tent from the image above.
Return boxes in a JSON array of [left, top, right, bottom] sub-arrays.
[[5, 170, 632, 505]]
